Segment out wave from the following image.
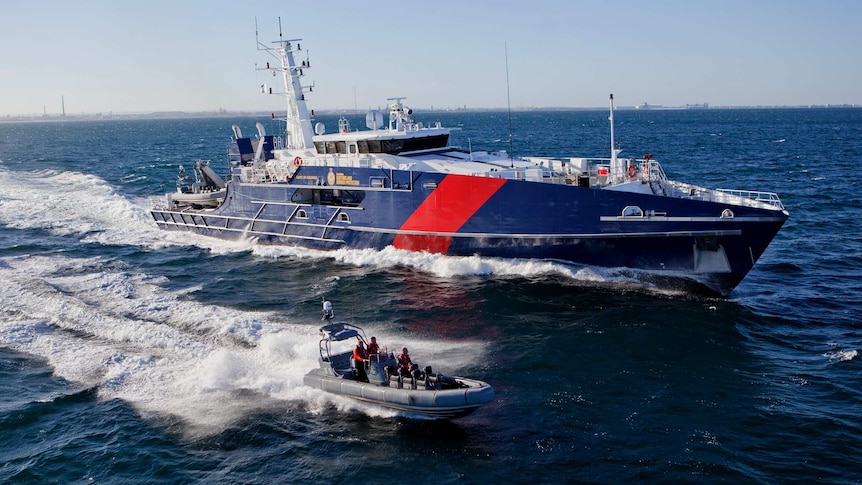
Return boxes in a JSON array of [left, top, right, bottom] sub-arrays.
[[760, 262, 804, 274], [0, 167, 157, 244], [0, 253, 489, 434], [824, 349, 857, 362], [0, 167, 244, 252], [251, 244, 686, 296]]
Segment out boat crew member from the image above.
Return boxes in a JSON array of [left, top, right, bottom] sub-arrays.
[[397, 347, 413, 378], [353, 340, 368, 382], [368, 336, 380, 355]]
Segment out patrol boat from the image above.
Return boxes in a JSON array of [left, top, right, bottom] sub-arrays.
[[150, 21, 789, 296], [302, 301, 494, 419]]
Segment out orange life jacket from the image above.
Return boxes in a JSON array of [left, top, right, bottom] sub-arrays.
[[353, 346, 367, 362]]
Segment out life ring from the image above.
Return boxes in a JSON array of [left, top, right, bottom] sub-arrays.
[[627, 165, 637, 178], [293, 157, 303, 167]]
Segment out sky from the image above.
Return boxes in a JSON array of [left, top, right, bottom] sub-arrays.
[[2, 0, 861, 116]]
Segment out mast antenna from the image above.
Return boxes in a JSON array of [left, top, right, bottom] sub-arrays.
[[278, 16, 283, 39], [505, 42, 514, 167], [254, 17, 264, 50], [609, 94, 617, 177]]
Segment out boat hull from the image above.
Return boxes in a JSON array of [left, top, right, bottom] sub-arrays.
[[151, 167, 787, 296], [302, 369, 495, 419]]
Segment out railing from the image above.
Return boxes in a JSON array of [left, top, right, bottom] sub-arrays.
[[642, 160, 668, 184], [233, 153, 784, 211], [716, 189, 785, 210]]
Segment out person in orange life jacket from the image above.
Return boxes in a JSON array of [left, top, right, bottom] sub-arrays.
[[397, 347, 416, 378], [353, 340, 368, 382], [367, 336, 380, 355]]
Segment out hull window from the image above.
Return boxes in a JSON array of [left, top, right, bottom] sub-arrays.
[[292, 188, 366, 206]]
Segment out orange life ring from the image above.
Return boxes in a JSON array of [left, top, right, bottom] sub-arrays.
[[293, 157, 303, 167], [627, 165, 637, 178]]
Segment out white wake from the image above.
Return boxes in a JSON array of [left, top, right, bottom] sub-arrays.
[[0, 253, 489, 434]]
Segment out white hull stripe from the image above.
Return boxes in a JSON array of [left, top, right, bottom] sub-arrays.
[[153, 211, 744, 240], [599, 215, 785, 223]]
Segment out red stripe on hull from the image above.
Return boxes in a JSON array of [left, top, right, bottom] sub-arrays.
[[393, 175, 506, 253]]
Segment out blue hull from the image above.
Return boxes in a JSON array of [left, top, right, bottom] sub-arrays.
[[151, 166, 787, 296]]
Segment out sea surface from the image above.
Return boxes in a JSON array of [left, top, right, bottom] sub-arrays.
[[1, 108, 860, 484]]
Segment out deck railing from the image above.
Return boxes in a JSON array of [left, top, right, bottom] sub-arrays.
[[715, 189, 785, 210]]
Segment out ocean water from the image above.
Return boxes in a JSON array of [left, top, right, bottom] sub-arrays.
[[1, 108, 861, 483]]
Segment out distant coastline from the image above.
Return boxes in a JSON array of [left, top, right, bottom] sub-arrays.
[[2, 104, 859, 123]]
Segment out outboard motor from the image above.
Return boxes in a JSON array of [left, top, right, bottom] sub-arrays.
[[322, 300, 334, 321]]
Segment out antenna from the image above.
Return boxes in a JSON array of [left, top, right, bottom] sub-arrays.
[[505, 42, 514, 167], [254, 17, 265, 51], [278, 16, 283, 39], [609, 94, 617, 171]]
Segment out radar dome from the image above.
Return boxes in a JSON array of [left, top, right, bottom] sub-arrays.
[[366, 110, 384, 130]]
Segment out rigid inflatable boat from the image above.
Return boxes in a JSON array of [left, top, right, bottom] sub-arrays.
[[302, 301, 494, 419]]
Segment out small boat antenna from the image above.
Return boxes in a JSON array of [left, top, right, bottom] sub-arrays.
[[505, 42, 514, 167]]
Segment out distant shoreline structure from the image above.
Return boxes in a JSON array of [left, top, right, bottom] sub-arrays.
[[2, 103, 860, 122]]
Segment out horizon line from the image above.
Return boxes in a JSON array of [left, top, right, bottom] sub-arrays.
[[3, 103, 861, 121]]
